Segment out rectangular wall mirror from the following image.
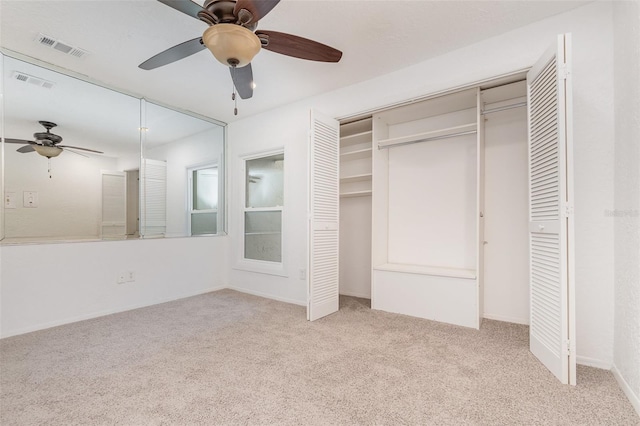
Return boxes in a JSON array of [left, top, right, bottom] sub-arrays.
[[1, 53, 226, 244]]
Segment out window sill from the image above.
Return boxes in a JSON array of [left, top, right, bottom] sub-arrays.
[[233, 259, 288, 278]]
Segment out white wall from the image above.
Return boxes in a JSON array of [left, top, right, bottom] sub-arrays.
[[4, 142, 120, 239], [387, 132, 477, 270], [226, 105, 310, 305], [612, 0, 640, 416], [227, 2, 617, 366], [0, 236, 229, 337]]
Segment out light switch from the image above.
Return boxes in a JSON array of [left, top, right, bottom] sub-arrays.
[[23, 191, 38, 208], [5, 192, 17, 209]]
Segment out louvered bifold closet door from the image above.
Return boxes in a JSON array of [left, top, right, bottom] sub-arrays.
[[141, 158, 167, 237], [527, 34, 575, 385], [308, 111, 340, 321]]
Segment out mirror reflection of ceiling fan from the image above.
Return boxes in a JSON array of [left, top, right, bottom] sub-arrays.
[[5, 121, 103, 159], [139, 0, 342, 110]]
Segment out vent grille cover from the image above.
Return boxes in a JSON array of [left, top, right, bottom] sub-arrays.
[[35, 33, 88, 58], [11, 71, 56, 89]]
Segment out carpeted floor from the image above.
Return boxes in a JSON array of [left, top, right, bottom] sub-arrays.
[[0, 289, 638, 425]]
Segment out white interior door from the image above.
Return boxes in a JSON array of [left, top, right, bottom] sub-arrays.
[[308, 110, 340, 321], [101, 171, 126, 238], [527, 33, 575, 385]]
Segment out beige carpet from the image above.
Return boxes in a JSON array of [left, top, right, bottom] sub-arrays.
[[1, 289, 637, 425]]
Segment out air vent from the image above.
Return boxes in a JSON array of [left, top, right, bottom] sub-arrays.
[[11, 71, 56, 89], [35, 33, 88, 58]]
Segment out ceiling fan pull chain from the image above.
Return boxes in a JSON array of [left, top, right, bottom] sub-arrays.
[[48, 158, 52, 179], [232, 82, 238, 116]]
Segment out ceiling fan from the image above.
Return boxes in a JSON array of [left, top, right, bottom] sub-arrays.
[[139, 0, 343, 102], [4, 121, 103, 159]]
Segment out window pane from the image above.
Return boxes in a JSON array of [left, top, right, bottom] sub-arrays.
[[246, 154, 284, 208], [191, 212, 217, 235], [244, 211, 282, 262], [193, 167, 218, 211]]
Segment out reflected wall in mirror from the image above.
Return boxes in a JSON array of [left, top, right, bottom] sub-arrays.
[[2, 55, 140, 243], [141, 101, 225, 238], [1, 54, 226, 244]]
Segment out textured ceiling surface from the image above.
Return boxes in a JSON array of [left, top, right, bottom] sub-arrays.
[[1, 0, 588, 123]]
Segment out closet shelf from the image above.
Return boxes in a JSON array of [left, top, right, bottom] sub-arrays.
[[373, 263, 476, 280], [340, 147, 372, 160], [340, 130, 373, 147], [377, 122, 477, 150], [340, 190, 372, 198], [340, 173, 372, 184]]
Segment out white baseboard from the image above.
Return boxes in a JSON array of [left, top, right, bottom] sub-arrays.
[[576, 355, 612, 370], [482, 313, 529, 325], [227, 285, 306, 307], [339, 290, 371, 299], [612, 364, 640, 417], [1, 286, 226, 339]]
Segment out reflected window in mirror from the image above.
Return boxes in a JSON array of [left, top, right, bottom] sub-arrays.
[[189, 165, 218, 236], [141, 101, 225, 238]]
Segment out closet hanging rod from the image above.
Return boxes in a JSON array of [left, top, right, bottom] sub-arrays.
[[378, 129, 477, 150], [481, 101, 527, 115]]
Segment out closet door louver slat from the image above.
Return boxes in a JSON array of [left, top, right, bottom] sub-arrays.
[[308, 111, 340, 321], [527, 34, 575, 385]]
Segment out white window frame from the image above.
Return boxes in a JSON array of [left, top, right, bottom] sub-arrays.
[[234, 147, 287, 277], [187, 162, 219, 236]]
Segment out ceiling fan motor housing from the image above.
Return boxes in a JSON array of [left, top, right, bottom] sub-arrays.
[[34, 121, 63, 144]]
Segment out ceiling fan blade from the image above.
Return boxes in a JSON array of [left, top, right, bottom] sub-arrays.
[[17, 145, 36, 153], [139, 37, 206, 70], [58, 145, 104, 154], [234, 0, 280, 24], [4, 138, 32, 144], [230, 64, 254, 99], [256, 30, 342, 62], [157, 0, 205, 20], [62, 148, 90, 158]]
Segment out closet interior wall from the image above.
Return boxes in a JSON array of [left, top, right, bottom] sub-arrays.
[[368, 75, 528, 329], [339, 117, 373, 299], [372, 88, 481, 328]]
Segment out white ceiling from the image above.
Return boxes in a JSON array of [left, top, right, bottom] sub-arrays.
[[1, 0, 588, 124]]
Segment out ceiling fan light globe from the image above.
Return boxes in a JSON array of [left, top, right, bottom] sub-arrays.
[[202, 24, 260, 68], [33, 145, 63, 158]]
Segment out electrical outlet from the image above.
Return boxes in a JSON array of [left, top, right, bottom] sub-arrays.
[[127, 271, 136, 282], [299, 269, 306, 280], [117, 272, 127, 284], [23, 191, 38, 208]]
